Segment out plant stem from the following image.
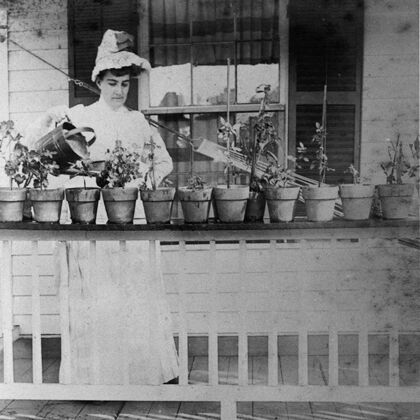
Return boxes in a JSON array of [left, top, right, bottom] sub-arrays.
[[226, 58, 231, 188]]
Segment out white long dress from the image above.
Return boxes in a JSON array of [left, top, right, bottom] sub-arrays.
[[27, 98, 179, 385]]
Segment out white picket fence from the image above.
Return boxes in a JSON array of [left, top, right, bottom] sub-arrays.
[[0, 220, 419, 419]]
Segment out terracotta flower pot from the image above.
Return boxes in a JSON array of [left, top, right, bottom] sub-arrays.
[[264, 186, 300, 222], [29, 188, 64, 223], [102, 187, 138, 224], [0, 187, 27, 222], [377, 183, 415, 219], [140, 187, 175, 224], [302, 185, 338, 222], [245, 191, 266, 223], [213, 185, 250, 223], [66, 187, 101, 224], [339, 184, 375, 220], [177, 186, 213, 223]]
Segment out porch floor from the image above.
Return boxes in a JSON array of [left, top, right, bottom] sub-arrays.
[[1, 338, 419, 419]]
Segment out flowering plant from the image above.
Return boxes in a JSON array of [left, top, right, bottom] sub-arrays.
[[96, 140, 141, 188], [1, 120, 59, 190], [24, 149, 60, 189], [380, 135, 419, 184]]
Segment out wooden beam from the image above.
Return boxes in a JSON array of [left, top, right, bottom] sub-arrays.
[[0, 383, 419, 402]]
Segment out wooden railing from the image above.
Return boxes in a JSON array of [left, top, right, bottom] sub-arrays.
[[0, 220, 419, 419]]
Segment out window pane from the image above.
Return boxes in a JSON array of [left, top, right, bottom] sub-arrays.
[[192, 44, 235, 105], [150, 0, 190, 45], [191, 0, 234, 42], [149, 46, 191, 107]]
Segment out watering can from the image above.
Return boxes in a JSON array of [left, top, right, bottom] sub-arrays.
[[33, 121, 96, 172]]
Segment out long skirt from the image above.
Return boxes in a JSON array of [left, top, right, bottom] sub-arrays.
[[57, 240, 179, 385]]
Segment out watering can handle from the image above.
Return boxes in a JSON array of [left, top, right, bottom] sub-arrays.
[[64, 127, 96, 146]]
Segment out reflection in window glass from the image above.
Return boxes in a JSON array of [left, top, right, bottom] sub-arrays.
[[150, 46, 191, 107]]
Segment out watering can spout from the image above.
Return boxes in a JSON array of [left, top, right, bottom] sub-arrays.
[[33, 121, 96, 173]]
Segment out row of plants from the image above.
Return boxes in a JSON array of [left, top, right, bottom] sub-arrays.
[[0, 100, 418, 224]]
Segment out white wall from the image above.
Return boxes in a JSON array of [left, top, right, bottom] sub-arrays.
[[0, 0, 68, 133], [361, 0, 419, 184]]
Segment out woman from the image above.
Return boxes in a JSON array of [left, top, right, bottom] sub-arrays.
[[24, 30, 179, 385]]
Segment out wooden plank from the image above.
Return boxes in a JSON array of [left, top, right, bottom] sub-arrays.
[[9, 69, 68, 92], [9, 90, 68, 113], [8, 49, 67, 71], [0, 8, 9, 121], [73, 401, 123, 420], [58, 241, 71, 384], [31, 241, 42, 384], [8, 29, 68, 51], [36, 400, 86, 419], [208, 240, 218, 386], [178, 241, 188, 386], [0, 400, 48, 418], [119, 401, 153, 419], [0, 382, 420, 402], [178, 401, 220, 420], [148, 401, 179, 419], [238, 240, 248, 386], [1, 241, 14, 383], [268, 331, 278, 386]]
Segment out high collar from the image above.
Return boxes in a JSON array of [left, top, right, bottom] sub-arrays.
[[97, 96, 129, 113]]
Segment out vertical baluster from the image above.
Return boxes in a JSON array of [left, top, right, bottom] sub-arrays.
[[358, 329, 369, 386], [208, 240, 218, 385], [389, 330, 399, 386], [238, 240, 248, 386], [358, 240, 369, 387], [221, 399, 237, 420], [178, 241, 189, 385], [120, 240, 129, 385], [329, 331, 338, 386], [1, 240, 14, 383], [31, 241, 42, 384], [268, 240, 278, 386], [90, 240, 99, 384], [328, 240, 338, 386], [268, 332, 278, 386], [58, 241, 71, 383], [298, 239, 308, 386]]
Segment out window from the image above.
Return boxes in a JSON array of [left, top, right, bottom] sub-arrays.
[[140, 0, 283, 187], [288, 0, 364, 185]]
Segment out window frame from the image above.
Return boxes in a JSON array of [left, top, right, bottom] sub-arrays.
[[137, 0, 289, 165]]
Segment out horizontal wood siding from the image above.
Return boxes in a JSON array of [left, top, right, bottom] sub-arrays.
[[5, 0, 68, 133], [361, 0, 419, 184], [9, 237, 419, 336]]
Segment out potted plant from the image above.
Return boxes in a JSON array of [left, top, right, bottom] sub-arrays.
[[139, 137, 175, 224], [65, 159, 100, 224], [300, 120, 338, 222], [96, 140, 140, 224], [0, 120, 28, 222], [213, 117, 249, 223], [241, 84, 278, 222], [377, 134, 418, 219], [261, 155, 300, 223], [177, 174, 213, 223], [25, 149, 63, 223], [339, 164, 375, 220]]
